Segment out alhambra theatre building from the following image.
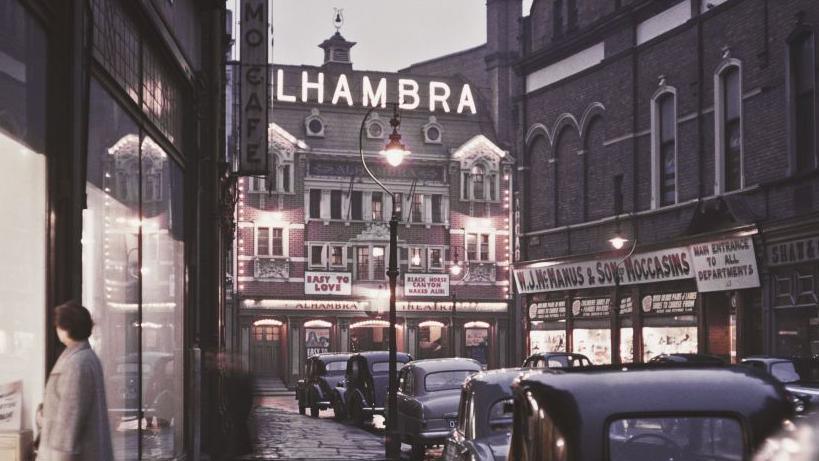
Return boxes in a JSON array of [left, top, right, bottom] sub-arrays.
[[228, 30, 515, 385]]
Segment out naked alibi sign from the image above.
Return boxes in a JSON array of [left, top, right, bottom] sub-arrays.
[[239, 0, 269, 175]]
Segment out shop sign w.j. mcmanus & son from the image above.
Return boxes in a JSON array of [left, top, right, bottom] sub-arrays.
[[515, 237, 760, 294]]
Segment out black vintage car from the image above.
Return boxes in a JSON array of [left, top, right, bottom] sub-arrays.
[[295, 352, 351, 417], [508, 366, 793, 461], [648, 353, 726, 365], [333, 351, 412, 427], [444, 368, 528, 461], [522, 351, 591, 369], [741, 356, 819, 414], [395, 358, 483, 459]]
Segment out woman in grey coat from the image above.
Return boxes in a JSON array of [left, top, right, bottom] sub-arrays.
[[38, 301, 114, 461]]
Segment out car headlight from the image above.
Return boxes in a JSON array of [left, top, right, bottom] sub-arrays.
[[788, 393, 806, 414]]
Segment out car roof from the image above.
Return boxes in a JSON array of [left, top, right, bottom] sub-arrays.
[[406, 357, 482, 374], [464, 368, 531, 439], [350, 351, 412, 362], [527, 352, 588, 359], [742, 356, 794, 364], [650, 353, 725, 363], [514, 366, 791, 459], [310, 352, 352, 362]]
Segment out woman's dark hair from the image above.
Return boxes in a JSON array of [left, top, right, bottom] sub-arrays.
[[54, 301, 94, 340]]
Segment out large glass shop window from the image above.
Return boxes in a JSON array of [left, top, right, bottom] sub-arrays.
[[0, 0, 47, 433], [528, 299, 567, 355], [83, 80, 184, 459], [641, 293, 698, 361], [619, 297, 634, 363], [571, 298, 612, 364]]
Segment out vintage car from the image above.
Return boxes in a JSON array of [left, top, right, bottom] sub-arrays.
[[295, 352, 351, 417], [332, 351, 413, 426], [741, 356, 819, 414], [648, 352, 726, 365], [507, 365, 793, 461], [443, 368, 528, 461], [522, 351, 591, 369], [394, 358, 483, 459]]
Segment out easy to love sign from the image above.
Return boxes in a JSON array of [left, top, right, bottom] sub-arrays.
[[304, 271, 352, 295]]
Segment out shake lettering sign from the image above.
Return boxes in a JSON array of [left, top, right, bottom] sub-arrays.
[[304, 271, 352, 295], [404, 274, 450, 297], [690, 237, 760, 292]]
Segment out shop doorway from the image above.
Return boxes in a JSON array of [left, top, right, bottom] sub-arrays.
[[464, 321, 491, 367], [252, 320, 282, 377], [417, 321, 450, 359], [349, 320, 389, 352]]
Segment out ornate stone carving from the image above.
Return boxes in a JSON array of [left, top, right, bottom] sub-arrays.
[[464, 262, 496, 283], [353, 222, 391, 241], [255, 257, 290, 281]]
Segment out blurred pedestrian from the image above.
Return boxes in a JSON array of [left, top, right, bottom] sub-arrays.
[[38, 301, 113, 461]]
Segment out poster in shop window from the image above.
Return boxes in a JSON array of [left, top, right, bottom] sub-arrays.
[[0, 380, 22, 431], [689, 237, 760, 292]]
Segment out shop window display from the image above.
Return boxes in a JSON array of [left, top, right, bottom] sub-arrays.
[[305, 327, 330, 356], [642, 325, 698, 361], [0, 0, 47, 433], [572, 329, 611, 364], [529, 329, 566, 355]]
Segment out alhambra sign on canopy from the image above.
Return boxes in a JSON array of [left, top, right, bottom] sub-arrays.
[[273, 69, 478, 115]]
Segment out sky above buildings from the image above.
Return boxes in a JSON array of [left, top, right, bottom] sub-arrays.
[[230, 0, 534, 71]]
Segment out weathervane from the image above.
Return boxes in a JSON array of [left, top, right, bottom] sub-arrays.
[[333, 8, 344, 32]]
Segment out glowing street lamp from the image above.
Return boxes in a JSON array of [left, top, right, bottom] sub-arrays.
[[359, 102, 410, 459]]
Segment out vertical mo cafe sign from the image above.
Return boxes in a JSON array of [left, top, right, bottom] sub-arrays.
[[239, 0, 269, 175]]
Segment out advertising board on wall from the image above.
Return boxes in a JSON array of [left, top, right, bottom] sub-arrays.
[[304, 271, 352, 295], [689, 237, 760, 292], [404, 273, 450, 297], [515, 236, 760, 295]]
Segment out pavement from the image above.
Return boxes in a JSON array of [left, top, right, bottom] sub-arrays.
[[237, 394, 444, 460]]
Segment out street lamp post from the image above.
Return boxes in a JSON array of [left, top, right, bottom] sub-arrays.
[[359, 103, 409, 459], [609, 231, 637, 364]]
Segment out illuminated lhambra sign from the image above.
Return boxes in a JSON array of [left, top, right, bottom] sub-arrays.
[[274, 69, 478, 115]]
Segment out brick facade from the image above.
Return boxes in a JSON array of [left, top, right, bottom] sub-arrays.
[[515, 0, 819, 363]]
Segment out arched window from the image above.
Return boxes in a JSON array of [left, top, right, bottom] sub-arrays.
[[652, 90, 677, 207], [790, 32, 816, 171], [715, 63, 742, 193]]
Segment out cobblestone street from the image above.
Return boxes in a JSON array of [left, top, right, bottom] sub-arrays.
[[238, 395, 444, 460]]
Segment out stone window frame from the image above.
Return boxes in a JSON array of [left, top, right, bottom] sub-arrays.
[[422, 115, 444, 144], [465, 231, 495, 263], [650, 85, 679, 209], [254, 224, 288, 257], [460, 159, 500, 203], [366, 112, 386, 139], [305, 108, 326, 138], [714, 58, 744, 194]]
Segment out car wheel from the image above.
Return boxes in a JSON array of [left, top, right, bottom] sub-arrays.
[[332, 396, 346, 421], [310, 405, 320, 417], [410, 442, 425, 460]]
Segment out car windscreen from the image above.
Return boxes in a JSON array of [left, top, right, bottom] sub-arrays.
[[771, 361, 801, 384], [325, 361, 347, 374], [424, 370, 476, 392], [488, 398, 513, 433], [609, 416, 744, 461]]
